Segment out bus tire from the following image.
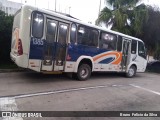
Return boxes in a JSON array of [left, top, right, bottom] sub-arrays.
[[76, 64, 91, 81], [126, 65, 136, 78]]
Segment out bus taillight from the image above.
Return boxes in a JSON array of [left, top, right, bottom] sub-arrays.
[[18, 39, 23, 56]]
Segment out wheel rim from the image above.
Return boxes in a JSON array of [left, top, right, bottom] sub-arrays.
[[128, 67, 135, 77], [80, 68, 88, 79]]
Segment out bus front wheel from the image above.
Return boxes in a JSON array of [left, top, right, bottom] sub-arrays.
[[126, 65, 136, 78], [76, 64, 91, 81]]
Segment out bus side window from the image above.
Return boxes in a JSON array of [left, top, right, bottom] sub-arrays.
[[100, 32, 117, 50], [138, 41, 146, 59], [117, 36, 122, 52], [70, 23, 77, 44], [77, 26, 86, 45], [46, 21, 57, 43], [32, 12, 44, 38], [131, 40, 137, 54], [77, 25, 98, 47], [88, 29, 98, 47]]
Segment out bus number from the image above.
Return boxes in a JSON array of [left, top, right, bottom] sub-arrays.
[[32, 38, 43, 45]]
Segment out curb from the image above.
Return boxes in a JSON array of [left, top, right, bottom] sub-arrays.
[[0, 69, 25, 73]]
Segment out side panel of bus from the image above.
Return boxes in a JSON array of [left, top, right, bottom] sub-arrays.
[[67, 27, 124, 73]]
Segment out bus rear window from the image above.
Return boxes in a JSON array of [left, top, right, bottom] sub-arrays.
[[32, 12, 44, 38]]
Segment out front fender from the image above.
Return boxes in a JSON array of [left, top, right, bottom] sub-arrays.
[[126, 62, 137, 72]]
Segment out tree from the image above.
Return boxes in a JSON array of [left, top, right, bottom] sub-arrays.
[[140, 6, 160, 56], [96, 0, 148, 36], [154, 46, 160, 60], [0, 10, 13, 65]]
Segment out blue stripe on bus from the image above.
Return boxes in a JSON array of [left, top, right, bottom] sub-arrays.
[[29, 39, 44, 59], [29, 38, 56, 60], [99, 57, 115, 64], [68, 43, 110, 61], [29, 38, 112, 64]]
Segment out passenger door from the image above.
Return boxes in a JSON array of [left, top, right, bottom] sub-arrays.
[[54, 22, 69, 71], [41, 19, 69, 71], [121, 38, 131, 71]]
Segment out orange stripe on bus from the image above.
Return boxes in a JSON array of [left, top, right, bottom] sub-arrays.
[[112, 52, 122, 65], [93, 52, 122, 65], [93, 52, 118, 61]]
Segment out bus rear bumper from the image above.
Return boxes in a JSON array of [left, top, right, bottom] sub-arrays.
[[10, 52, 27, 68], [10, 52, 16, 63]]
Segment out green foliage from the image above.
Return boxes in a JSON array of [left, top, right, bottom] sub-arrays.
[[0, 10, 13, 65], [140, 6, 160, 55], [97, 1, 160, 58], [154, 46, 160, 60], [96, 0, 148, 36]]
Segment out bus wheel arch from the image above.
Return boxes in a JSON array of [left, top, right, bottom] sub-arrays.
[[126, 64, 137, 78], [78, 59, 93, 70], [73, 58, 93, 81]]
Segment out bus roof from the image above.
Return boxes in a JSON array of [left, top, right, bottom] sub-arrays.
[[23, 5, 143, 42]]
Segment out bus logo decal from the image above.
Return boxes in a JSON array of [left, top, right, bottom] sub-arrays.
[[93, 51, 122, 65], [12, 28, 19, 50]]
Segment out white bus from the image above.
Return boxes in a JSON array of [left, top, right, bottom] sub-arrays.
[[10, 5, 147, 80]]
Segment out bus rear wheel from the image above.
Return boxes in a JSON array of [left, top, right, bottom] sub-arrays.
[[76, 64, 91, 81], [126, 65, 136, 78]]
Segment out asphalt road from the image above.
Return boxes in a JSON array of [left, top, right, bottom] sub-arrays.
[[0, 72, 160, 120]]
